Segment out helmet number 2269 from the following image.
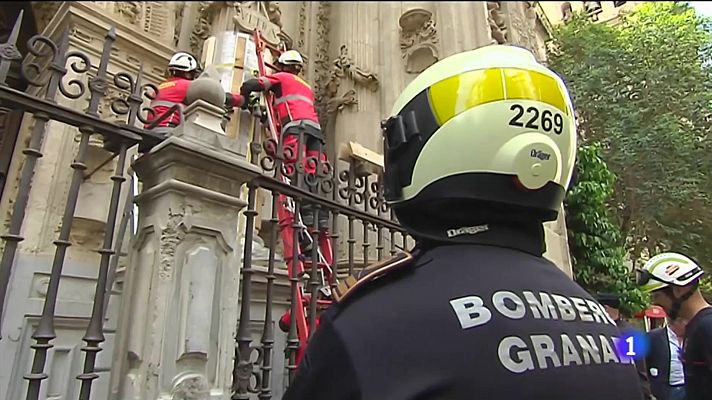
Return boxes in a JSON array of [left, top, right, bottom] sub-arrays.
[[508, 104, 563, 135]]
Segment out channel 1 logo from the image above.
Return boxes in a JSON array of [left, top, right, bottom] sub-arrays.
[[615, 329, 650, 361]]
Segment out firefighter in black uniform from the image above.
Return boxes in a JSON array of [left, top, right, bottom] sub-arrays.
[[638, 252, 712, 400], [283, 45, 645, 400]]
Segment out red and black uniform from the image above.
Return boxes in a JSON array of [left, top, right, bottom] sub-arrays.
[[146, 76, 245, 129], [241, 72, 327, 174], [242, 71, 329, 230]]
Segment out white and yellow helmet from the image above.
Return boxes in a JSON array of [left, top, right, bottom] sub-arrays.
[[638, 252, 705, 293], [168, 52, 201, 72], [278, 50, 304, 66], [381, 45, 577, 230]]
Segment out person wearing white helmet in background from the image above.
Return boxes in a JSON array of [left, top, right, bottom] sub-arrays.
[[145, 52, 246, 129], [638, 252, 712, 400], [283, 44, 644, 400], [240, 49, 329, 253]]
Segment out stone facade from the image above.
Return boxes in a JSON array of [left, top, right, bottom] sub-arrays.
[[0, 2, 573, 399], [540, 1, 641, 26]]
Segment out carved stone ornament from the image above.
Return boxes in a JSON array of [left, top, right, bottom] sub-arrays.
[[488, 1, 508, 44], [190, 2, 219, 56], [320, 45, 379, 116], [115, 2, 142, 25], [97, 86, 126, 119], [297, 1, 307, 50], [313, 2, 332, 123], [326, 89, 357, 114], [399, 8, 439, 74], [174, 3, 185, 47], [170, 372, 210, 400], [233, 1, 282, 46], [266, 1, 282, 28], [160, 207, 186, 279], [332, 45, 379, 92]]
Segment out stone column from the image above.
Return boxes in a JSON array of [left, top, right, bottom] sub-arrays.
[[328, 2, 382, 153], [434, 1, 492, 58], [110, 70, 262, 400]]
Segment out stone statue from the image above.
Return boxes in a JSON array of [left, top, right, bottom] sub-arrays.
[[487, 1, 508, 44], [334, 45, 379, 92]]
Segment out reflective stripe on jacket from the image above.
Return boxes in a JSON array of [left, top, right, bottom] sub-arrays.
[[259, 72, 320, 125]]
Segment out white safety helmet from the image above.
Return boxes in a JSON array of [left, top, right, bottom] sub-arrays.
[[168, 52, 200, 72], [381, 45, 577, 235], [278, 50, 304, 66], [638, 252, 705, 293]]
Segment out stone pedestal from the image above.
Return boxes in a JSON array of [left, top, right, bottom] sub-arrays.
[[109, 99, 261, 400]]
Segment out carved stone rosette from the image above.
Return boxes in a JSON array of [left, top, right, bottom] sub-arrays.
[[399, 8, 439, 74]]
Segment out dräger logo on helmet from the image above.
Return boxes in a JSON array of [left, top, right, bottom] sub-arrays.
[[447, 224, 490, 238], [530, 149, 551, 161]]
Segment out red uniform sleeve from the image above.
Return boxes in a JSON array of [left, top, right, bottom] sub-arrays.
[[240, 74, 282, 95], [224, 93, 245, 109]]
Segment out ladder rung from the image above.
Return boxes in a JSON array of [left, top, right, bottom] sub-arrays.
[[286, 256, 329, 267], [264, 42, 281, 53], [301, 297, 333, 306], [300, 260, 330, 269]]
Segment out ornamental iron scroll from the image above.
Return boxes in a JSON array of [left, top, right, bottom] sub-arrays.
[[253, 126, 390, 219]]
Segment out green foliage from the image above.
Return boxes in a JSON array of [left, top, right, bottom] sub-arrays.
[[550, 2, 712, 280], [565, 144, 648, 316], [700, 275, 712, 303]]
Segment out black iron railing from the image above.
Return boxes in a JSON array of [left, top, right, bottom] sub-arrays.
[[0, 11, 161, 400]]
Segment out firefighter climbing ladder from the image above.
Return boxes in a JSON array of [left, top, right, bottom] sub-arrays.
[[251, 30, 335, 363]]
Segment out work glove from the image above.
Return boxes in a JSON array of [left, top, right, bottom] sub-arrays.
[[248, 92, 261, 108]]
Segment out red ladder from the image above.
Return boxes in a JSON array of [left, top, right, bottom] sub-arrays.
[[251, 30, 336, 364]]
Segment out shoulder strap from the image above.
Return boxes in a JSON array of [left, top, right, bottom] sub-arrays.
[[332, 251, 415, 303]]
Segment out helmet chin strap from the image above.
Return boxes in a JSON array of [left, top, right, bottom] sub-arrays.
[[667, 287, 695, 320]]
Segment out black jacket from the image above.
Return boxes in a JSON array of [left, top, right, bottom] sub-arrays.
[[283, 225, 645, 400], [683, 307, 712, 400], [646, 327, 674, 400]]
